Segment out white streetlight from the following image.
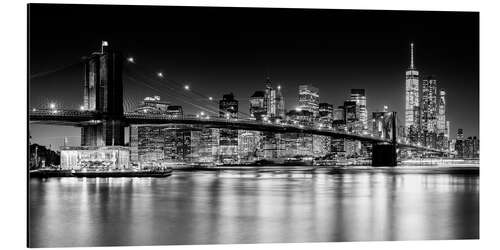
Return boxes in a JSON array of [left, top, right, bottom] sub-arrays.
[[184, 85, 190, 90], [127, 57, 135, 63], [209, 97, 213, 101], [157, 72, 164, 78], [49, 103, 56, 109], [80, 105, 85, 111]]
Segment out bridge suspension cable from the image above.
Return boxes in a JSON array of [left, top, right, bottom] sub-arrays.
[[123, 60, 252, 118], [124, 73, 221, 116], [30, 59, 85, 79]]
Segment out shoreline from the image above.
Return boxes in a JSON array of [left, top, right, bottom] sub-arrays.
[[29, 164, 479, 178]]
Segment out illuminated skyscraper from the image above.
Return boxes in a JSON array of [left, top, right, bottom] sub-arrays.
[[298, 84, 319, 117], [437, 89, 447, 135], [350, 89, 368, 131], [264, 77, 285, 119], [421, 76, 438, 133], [405, 43, 420, 137]]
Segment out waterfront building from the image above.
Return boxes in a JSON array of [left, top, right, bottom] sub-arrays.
[[163, 127, 191, 162], [298, 84, 319, 117], [238, 130, 262, 163], [129, 124, 192, 165], [190, 128, 220, 163], [313, 135, 331, 157], [344, 140, 361, 157], [249, 90, 266, 121], [460, 136, 479, 159], [350, 89, 368, 132], [60, 146, 130, 170], [281, 133, 314, 158], [330, 139, 345, 156], [405, 43, 420, 138], [262, 132, 283, 160], [219, 128, 239, 164]]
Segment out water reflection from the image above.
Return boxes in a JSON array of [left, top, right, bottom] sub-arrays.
[[29, 167, 479, 247]]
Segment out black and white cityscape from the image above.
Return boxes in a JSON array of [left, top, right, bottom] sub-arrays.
[[28, 4, 479, 248]]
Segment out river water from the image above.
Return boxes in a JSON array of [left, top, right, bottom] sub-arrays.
[[29, 166, 479, 247]]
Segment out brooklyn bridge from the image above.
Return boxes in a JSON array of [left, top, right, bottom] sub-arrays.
[[29, 42, 454, 166]]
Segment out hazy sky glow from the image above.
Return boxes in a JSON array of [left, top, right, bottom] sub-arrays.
[[29, 4, 479, 149]]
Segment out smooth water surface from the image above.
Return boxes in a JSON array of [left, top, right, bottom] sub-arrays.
[[29, 166, 479, 247]]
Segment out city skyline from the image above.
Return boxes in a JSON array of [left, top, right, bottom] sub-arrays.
[[29, 4, 479, 148]]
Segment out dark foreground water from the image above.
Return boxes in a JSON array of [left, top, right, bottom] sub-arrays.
[[29, 166, 479, 247]]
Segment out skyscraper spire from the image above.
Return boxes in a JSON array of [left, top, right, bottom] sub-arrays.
[[410, 42, 414, 69]]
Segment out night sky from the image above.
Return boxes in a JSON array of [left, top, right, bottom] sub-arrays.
[[28, 4, 479, 149]]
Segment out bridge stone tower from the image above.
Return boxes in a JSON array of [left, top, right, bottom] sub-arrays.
[[81, 41, 124, 146], [372, 112, 398, 166]]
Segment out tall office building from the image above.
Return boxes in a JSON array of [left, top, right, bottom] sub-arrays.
[[350, 89, 368, 131], [298, 84, 319, 117], [437, 89, 447, 135], [263, 77, 285, 119], [405, 43, 420, 137], [421, 76, 438, 133]]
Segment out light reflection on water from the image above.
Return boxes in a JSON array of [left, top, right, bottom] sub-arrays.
[[29, 166, 479, 247]]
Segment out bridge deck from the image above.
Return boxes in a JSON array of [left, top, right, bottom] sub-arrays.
[[28, 109, 453, 154]]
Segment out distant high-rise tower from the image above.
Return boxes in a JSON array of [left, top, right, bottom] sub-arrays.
[[437, 89, 447, 135], [298, 84, 319, 117], [405, 43, 420, 137], [263, 77, 285, 119], [350, 89, 368, 131], [421, 76, 438, 133]]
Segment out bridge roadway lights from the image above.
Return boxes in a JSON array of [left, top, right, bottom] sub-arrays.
[[372, 143, 397, 167]]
